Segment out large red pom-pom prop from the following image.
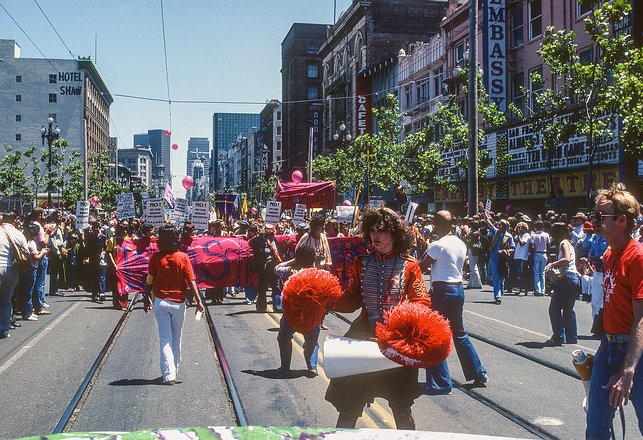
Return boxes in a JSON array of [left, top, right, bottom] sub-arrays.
[[282, 268, 342, 334], [375, 302, 452, 368]]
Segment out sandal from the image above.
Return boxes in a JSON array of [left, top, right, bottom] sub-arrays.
[[35, 310, 51, 315]]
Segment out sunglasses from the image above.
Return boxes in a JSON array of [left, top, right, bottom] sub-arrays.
[[591, 211, 621, 223]]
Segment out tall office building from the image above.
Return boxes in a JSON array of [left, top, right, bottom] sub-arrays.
[[211, 113, 259, 192], [186, 137, 210, 200], [0, 39, 112, 202], [133, 129, 171, 187]]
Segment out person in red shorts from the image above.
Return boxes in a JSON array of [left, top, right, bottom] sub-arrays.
[[586, 183, 643, 439], [143, 225, 204, 385]]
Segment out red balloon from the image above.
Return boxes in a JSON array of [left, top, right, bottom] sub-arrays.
[[292, 170, 303, 184], [90, 195, 99, 206], [165, 130, 172, 136], [171, 143, 179, 150], [182, 175, 194, 190]]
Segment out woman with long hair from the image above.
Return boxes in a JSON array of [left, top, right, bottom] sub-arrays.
[[144, 225, 204, 384], [326, 207, 431, 430], [545, 222, 580, 345]]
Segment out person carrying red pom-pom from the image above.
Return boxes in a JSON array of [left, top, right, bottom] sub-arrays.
[[325, 207, 435, 430]]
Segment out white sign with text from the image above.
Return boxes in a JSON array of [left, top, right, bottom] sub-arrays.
[[265, 201, 282, 224], [116, 193, 136, 219]]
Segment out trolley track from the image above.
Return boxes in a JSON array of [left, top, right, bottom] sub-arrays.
[[52, 293, 247, 434]]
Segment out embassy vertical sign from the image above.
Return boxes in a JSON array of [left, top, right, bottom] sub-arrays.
[[483, 0, 507, 112]]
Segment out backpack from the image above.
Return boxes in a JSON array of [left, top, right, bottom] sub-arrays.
[[1, 225, 32, 272]]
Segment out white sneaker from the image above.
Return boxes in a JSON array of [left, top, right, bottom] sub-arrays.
[[42, 303, 50, 309], [24, 315, 38, 321]]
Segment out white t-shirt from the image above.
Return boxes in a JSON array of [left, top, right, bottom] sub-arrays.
[[427, 234, 467, 283], [514, 232, 531, 261]]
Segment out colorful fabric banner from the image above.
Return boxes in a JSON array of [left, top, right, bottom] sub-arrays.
[[164, 183, 176, 209], [114, 235, 368, 294], [276, 181, 336, 210], [214, 194, 238, 222]]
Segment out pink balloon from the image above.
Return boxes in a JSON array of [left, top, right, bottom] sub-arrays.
[[291, 170, 303, 184], [90, 195, 99, 206], [171, 143, 179, 150], [343, 200, 352, 206], [165, 130, 172, 136], [251, 207, 257, 215], [182, 175, 194, 190]]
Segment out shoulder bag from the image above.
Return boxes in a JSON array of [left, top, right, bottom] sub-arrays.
[[1, 225, 32, 272]]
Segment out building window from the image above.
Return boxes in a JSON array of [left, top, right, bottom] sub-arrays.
[[276, 111, 282, 121], [16, 134, 21, 141], [307, 63, 318, 78], [577, 2, 592, 18], [307, 43, 318, 54], [579, 47, 594, 65], [529, 66, 543, 112], [276, 141, 282, 151], [49, 93, 57, 103], [455, 42, 466, 65], [433, 66, 444, 98], [511, 72, 524, 113], [49, 74, 57, 84], [307, 86, 319, 100], [16, 94, 22, 102], [16, 114, 21, 122], [16, 75, 22, 83], [529, 0, 542, 40], [510, 7, 524, 48], [276, 126, 282, 136]]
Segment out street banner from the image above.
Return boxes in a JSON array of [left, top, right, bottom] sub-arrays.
[[171, 198, 187, 225], [214, 194, 238, 222], [163, 183, 176, 209], [336, 206, 355, 223], [75, 201, 90, 230], [276, 180, 336, 210], [192, 201, 210, 230], [114, 235, 367, 294], [265, 201, 282, 224], [293, 204, 307, 223], [405, 202, 419, 224], [116, 192, 136, 219], [144, 198, 164, 228]]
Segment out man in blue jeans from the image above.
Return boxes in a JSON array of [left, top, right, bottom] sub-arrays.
[[420, 210, 489, 394], [586, 184, 643, 439]]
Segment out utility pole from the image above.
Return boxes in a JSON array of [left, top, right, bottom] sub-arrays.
[[307, 127, 314, 182], [467, 0, 479, 216]]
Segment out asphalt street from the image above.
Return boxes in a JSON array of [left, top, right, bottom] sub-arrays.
[[0, 277, 640, 439]]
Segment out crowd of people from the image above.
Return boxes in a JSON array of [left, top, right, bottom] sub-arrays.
[[0, 183, 642, 438]]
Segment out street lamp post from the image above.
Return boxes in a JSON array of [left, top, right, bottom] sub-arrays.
[[41, 117, 60, 208]]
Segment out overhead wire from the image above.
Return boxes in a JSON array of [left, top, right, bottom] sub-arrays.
[[159, 0, 172, 133], [32, 0, 75, 59]]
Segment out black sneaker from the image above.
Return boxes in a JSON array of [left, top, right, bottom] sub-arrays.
[[304, 368, 318, 378], [99, 294, 106, 302], [473, 373, 489, 386]]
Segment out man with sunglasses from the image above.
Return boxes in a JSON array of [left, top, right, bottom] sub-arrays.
[[585, 183, 643, 439]]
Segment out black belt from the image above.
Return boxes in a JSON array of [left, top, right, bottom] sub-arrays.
[[534, 251, 547, 253], [606, 334, 629, 343]]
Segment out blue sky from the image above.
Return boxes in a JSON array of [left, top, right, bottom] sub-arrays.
[[0, 0, 352, 188]]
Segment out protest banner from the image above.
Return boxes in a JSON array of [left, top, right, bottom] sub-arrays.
[[116, 193, 136, 219], [144, 198, 165, 228], [265, 201, 282, 223], [405, 202, 419, 223], [171, 198, 188, 224], [75, 201, 90, 230], [293, 204, 307, 223], [192, 201, 210, 230]]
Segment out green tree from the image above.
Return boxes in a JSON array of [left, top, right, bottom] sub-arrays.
[[0, 146, 32, 212], [23, 146, 46, 206]]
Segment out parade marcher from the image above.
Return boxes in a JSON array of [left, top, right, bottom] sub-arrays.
[[422, 211, 489, 395], [83, 221, 108, 302], [295, 213, 332, 270], [47, 212, 65, 297], [464, 221, 482, 289], [107, 223, 128, 310], [143, 225, 205, 385], [249, 224, 282, 312], [0, 213, 29, 337], [570, 212, 588, 247], [529, 220, 551, 296], [21, 223, 49, 320], [585, 184, 643, 439], [544, 222, 580, 345], [326, 207, 431, 430], [483, 212, 515, 304], [513, 221, 531, 294], [275, 245, 320, 377]]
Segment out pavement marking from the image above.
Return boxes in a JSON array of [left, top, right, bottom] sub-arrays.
[[263, 312, 393, 429], [531, 416, 564, 426], [464, 309, 596, 352], [0, 301, 83, 375]]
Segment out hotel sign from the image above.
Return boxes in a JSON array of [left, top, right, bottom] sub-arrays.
[[484, 0, 507, 112]]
